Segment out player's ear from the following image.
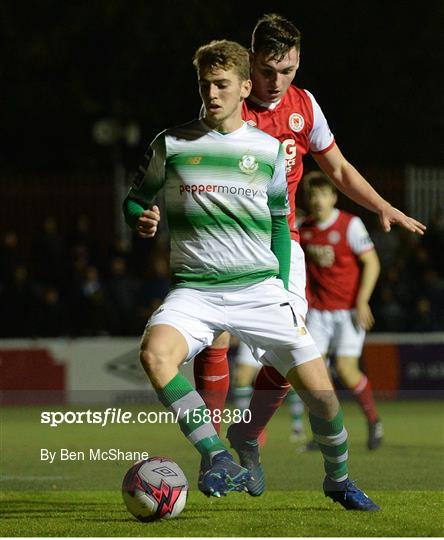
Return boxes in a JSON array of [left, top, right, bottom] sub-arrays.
[[240, 79, 252, 99]]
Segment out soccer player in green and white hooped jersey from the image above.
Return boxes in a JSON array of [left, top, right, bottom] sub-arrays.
[[123, 39, 380, 509], [129, 125, 289, 289]]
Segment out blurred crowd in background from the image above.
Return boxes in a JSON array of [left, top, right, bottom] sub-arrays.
[[1, 209, 443, 338], [0, 215, 170, 338]]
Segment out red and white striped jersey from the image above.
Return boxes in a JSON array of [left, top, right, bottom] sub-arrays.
[[242, 85, 335, 241], [300, 209, 375, 310]]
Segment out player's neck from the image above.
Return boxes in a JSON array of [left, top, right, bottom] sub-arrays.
[[315, 208, 339, 227], [249, 93, 281, 109], [203, 115, 244, 134]]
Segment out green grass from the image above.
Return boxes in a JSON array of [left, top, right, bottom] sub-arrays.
[[1, 401, 443, 536], [1, 489, 443, 536]]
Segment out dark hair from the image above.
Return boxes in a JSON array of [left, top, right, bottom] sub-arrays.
[[193, 40, 250, 81], [251, 13, 301, 60], [304, 171, 337, 193]]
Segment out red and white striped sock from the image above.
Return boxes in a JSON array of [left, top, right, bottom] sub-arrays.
[[238, 365, 290, 440], [193, 347, 230, 435], [352, 375, 378, 424]]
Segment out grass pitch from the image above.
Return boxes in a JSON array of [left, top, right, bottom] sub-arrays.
[[1, 400, 443, 536]]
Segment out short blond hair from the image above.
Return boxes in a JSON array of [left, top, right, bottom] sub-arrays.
[[193, 40, 250, 81]]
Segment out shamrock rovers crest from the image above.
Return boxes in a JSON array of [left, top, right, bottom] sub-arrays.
[[239, 154, 259, 174]]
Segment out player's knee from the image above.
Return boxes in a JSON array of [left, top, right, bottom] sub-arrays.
[[139, 345, 170, 378], [335, 357, 360, 385], [334, 361, 348, 380], [139, 346, 154, 374]]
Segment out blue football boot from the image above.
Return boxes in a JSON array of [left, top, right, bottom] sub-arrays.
[[323, 476, 380, 511], [199, 450, 251, 497], [226, 424, 265, 497]]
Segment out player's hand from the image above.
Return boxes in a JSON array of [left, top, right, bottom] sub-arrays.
[[137, 205, 160, 238], [355, 301, 375, 331], [378, 204, 426, 235]]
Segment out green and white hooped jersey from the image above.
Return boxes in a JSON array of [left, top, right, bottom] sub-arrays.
[[129, 119, 290, 288]]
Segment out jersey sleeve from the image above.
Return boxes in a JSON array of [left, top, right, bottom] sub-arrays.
[[127, 131, 167, 205], [347, 216, 375, 254], [304, 89, 335, 154], [267, 143, 291, 216]]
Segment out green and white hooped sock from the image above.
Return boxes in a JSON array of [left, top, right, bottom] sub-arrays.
[[156, 373, 226, 462], [309, 409, 349, 482], [233, 384, 253, 411]]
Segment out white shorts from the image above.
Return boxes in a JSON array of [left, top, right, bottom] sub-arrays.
[[148, 278, 320, 377], [235, 240, 308, 368], [306, 308, 366, 358]]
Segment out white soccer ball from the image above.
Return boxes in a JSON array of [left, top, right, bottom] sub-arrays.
[[122, 457, 188, 521]]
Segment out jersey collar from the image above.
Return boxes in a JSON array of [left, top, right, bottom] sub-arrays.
[[200, 119, 249, 138], [315, 208, 340, 230]]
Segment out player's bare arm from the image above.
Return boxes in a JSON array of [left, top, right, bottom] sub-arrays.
[[355, 249, 380, 331], [313, 144, 426, 235], [136, 205, 161, 238]]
